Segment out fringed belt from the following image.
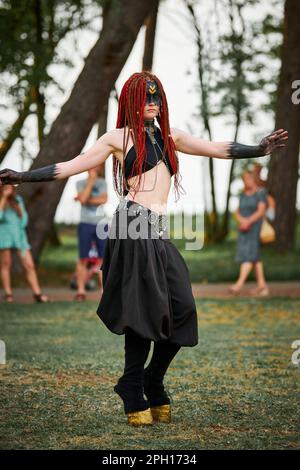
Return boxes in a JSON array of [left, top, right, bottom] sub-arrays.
[[114, 198, 169, 239]]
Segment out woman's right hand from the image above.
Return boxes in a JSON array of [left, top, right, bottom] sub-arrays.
[[0, 169, 22, 185], [239, 218, 251, 232]]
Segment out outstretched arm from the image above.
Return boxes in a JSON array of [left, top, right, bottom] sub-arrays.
[[0, 131, 115, 185], [171, 128, 288, 159]]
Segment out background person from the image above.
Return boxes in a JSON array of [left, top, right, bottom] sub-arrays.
[[74, 165, 108, 301], [0, 185, 48, 303], [229, 170, 269, 296]]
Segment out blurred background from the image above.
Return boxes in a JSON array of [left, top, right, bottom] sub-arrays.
[[1, 0, 300, 451], [0, 0, 299, 284]]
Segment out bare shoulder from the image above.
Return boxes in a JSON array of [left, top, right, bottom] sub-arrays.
[[170, 127, 186, 145], [99, 127, 129, 152], [96, 128, 121, 150], [103, 127, 136, 163]]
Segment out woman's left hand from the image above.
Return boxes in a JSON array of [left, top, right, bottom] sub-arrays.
[[259, 129, 288, 155]]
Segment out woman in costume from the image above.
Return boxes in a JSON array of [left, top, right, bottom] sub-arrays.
[[0, 71, 288, 426]]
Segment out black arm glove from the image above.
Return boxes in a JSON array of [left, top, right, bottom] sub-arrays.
[[228, 142, 266, 159], [228, 129, 288, 159], [0, 164, 59, 185]]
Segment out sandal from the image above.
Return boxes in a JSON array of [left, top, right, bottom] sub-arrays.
[[228, 285, 242, 295], [4, 293, 14, 303], [33, 293, 49, 303], [249, 286, 270, 297], [74, 293, 86, 301]]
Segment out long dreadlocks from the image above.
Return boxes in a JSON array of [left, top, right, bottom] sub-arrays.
[[113, 71, 185, 203]]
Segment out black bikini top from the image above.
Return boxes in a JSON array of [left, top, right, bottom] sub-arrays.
[[124, 126, 175, 180]]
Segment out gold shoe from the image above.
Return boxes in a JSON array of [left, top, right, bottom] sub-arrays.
[[150, 404, 171, 423], [127, 408, 153, 426]]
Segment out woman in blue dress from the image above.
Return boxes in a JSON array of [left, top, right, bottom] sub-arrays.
[[229, 170, 269, 296], [0, 185, 48, 303]]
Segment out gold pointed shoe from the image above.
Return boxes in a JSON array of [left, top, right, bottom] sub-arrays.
[[150, 404, 171, 423], [127, 408, 154, 426]]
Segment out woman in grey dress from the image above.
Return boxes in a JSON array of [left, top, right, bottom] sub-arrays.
[[229, 170, 269, 296]]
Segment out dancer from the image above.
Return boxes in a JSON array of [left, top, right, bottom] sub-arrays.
[[0, 71, 288, 426]]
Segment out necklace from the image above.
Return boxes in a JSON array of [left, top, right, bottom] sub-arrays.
[[145, 127, 171, 171], [144, 119, 156, 137]]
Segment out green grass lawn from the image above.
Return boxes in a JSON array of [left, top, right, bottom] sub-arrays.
[[0, 298, 299, 450]]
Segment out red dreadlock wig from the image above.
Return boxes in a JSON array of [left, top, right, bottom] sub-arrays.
[[113, 71, 185, 202]]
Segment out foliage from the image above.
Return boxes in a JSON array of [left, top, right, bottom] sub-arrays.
[[186, 0, 283, 135], [0, 0, 104, 135], [184, 0, 285, 242]]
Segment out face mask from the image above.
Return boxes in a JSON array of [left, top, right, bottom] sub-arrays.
[[145, 79, 162, 107]]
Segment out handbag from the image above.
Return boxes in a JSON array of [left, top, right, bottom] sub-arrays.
[[260, 217, 276, 244]]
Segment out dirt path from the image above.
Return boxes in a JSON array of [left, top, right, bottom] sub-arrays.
[[1, 281, 300, 304], [191, 281, 300, 298]]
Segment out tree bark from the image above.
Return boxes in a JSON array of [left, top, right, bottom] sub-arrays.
[[267, 0, 300, 251], [142, 0, 159, 71], [18, 0, 157, 262], [33, 0, 46, 146], [186, 2, 218, 240], [97, 100, 109, 178], [219, 1, 244, 241]]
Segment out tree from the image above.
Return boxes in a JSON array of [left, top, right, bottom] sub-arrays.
[[268, 0, 300, 251], [95, 0, 160, 178], [17, 0, 157, 261], [142, 0, 159, 71], [0, 0, 103, 163], [186, 1, 218, 241], [186, 0, 277, 242]]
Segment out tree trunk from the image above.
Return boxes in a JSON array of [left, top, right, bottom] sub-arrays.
[[18, 0, 157, 262], [267, 0, 300, 251], [219, 1, 244, 241], [142, 0, 159, 71], [97, 100, 109, 178], [33, 0, 46, 146], [186, 2, 219, 241], [46, 224, 61, 246]]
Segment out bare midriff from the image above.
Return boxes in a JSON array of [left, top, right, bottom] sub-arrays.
[[113, 127, 173, 215], [126, 161, 171, 215]]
